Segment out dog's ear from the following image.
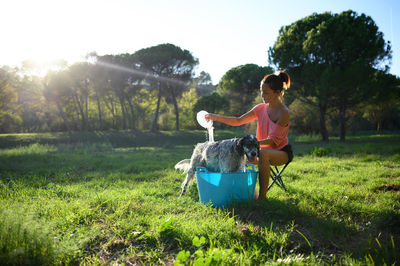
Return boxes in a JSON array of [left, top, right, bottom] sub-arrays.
[[236, 137, 244, 153], [251, 135, 260, 156], [254, 136, 260, 148], [236, 137, 243, 146]]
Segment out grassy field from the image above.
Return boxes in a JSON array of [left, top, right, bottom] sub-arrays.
[[0, 130, 399, 265]]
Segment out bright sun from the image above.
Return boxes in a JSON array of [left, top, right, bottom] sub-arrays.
[[2, 1, 89, 71]]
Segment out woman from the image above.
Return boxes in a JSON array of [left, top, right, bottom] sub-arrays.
[[205, 71, 293, 200]]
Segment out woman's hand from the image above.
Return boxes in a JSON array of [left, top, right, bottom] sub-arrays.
[[205, 113, 214, 122]]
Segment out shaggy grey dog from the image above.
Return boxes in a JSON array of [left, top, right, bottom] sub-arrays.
[[175, 134, 259, 196]]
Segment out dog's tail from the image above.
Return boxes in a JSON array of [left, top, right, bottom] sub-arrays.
[[174, 159, 191, 172]]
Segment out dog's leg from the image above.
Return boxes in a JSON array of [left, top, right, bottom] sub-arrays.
[[180, 169, 194, 196]]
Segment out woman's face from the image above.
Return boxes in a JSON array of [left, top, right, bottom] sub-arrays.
[[260, 84, 278, 103]]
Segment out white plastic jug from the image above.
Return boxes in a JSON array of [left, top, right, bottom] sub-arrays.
[[196, 110, 214, 142]]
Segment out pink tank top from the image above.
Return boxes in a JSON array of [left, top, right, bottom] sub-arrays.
[[252, 103, 289, 150]]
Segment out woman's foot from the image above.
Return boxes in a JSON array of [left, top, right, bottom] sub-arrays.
[[253, 188, 259, 200], [254, 188, 267, 200], [257, 195, 266, 200]]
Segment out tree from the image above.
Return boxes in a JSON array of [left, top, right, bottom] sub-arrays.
[[133, 43, 198, 131], [42, 70, 72, 132], [68, 62, 92, 131], [195, 71, 212, 85], [0, 68, 22, 132], [193, 92, 229, 117], [217, 64, 273, 116], [17, 75, 50, 132], [178, 88, 198, 129], [87, 59, 106, 130], [305, 11, 391, 141], [269, 12, 338, 141], [289, 98, 320, 135], [194, 71, 216, 96], [364, 71, 400, 134], [269, 10, 392, 141], [95, 54, 129, 130]]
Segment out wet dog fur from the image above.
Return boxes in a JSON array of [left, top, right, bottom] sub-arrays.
[[175, 134, 259, 196]]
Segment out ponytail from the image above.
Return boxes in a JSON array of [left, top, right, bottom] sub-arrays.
[[278, 71, 290, 90], [261, 70, 291, 97]]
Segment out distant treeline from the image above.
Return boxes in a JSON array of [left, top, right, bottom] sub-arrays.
[[1, 10, 399, 141]]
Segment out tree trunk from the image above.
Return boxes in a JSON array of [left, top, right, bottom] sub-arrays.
[[104, 96, 116, 129], [54, 97, 71, 132], [319, 103, 329, 142], [172, 92, 180, 131], [374, 109, 383, 135], [42, 83, 71, 132], [377, 120, 381, 135], [111, 101, 117, 129], [84, 94, 89, 131], [73, 96, 82, 131], [118, 96, 128, 130], [74, 94, 85, 131], [339, 102, 347, 142], [95, 93, 103, 130], [152, 87, 162, 132], [76, 108, 81, 132], [127, 97, 136, 131]]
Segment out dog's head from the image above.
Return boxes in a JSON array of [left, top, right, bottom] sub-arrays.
[[237, 134, 259, 163]]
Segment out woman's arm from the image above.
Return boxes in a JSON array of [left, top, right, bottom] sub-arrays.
[[276, 108, 290, 127], [206, 109, 257, 126], [258, 138, 275, 146]]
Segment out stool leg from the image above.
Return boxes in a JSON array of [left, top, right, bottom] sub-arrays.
[[267, 163, 289, 191], [267, 167, 277, 190]]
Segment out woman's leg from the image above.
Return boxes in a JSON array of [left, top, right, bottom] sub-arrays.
[[258, 148, 289, 200]]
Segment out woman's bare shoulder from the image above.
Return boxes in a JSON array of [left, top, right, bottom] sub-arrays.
[[278, 105, 290, 126]]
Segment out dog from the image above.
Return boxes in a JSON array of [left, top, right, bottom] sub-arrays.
[[175, 134, 259, 196]]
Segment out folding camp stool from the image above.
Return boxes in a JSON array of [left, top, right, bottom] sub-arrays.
[[268, 162, 290, 191]]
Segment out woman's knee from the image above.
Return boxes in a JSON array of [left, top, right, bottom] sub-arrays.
[[258, 149, 271, 167], [259, 149, 272, 161], [260, 148, 288, 166]]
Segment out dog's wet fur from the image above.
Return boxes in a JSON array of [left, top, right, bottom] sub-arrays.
[[175, 134, 259, 196]]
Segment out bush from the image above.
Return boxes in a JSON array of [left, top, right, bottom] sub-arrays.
[[193, 92, 229, 116], [311, 146, 332, 157], [0, 208, 58, 265]]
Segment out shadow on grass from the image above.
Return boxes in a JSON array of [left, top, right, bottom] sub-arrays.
[[227, 186, 399, 263], [0, 130, 244, 149], [229, 197, 354, 256], [0, 149, 179, 189]]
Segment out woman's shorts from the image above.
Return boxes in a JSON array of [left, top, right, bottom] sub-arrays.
[[280, 144, 293, 163]]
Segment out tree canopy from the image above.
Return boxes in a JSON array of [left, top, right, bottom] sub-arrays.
[[0, 36, 398, 135], [269, 10, 392, 141], [217, 64, 273, 116], [133, 43, 198, 131], [0, 69, 21, 132]]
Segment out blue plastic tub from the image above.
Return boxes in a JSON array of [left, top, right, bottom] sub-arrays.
[[195, 165, 258, 208]]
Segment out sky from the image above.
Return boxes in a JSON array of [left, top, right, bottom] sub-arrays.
[[1, 0, 399, 83]]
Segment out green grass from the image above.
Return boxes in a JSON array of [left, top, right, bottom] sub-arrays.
[[0, 131, 399, 265]]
